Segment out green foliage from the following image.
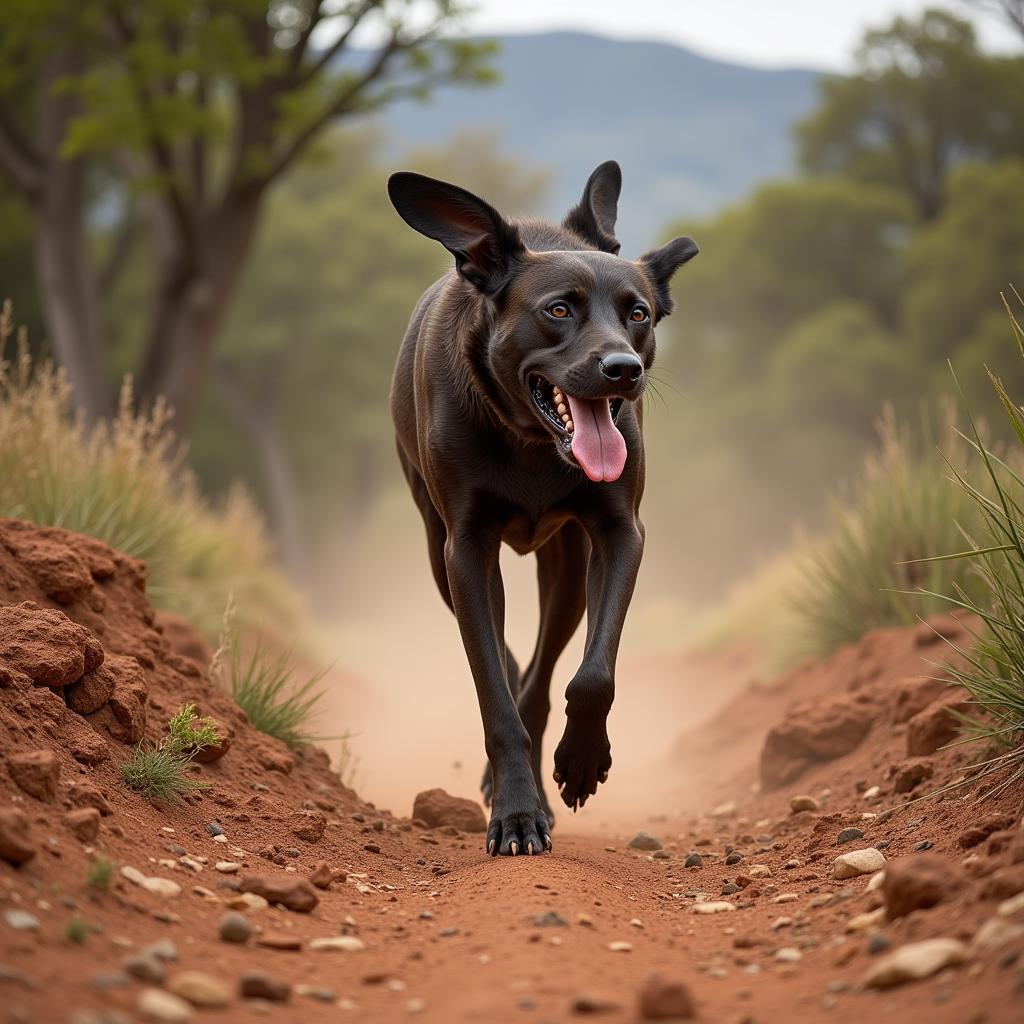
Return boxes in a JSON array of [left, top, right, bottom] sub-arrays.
[[923, 296, 1024, 795], [0, 302, 300, 640], [64, 916, 88, 944], [121, 704, 221, 804], [790, 407, 993, 655], [86, 856, 115, 891], [797, 9, 1024, 218]]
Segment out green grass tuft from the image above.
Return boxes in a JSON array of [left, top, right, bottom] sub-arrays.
[[65, 916, 88, 944], [86, 856, 115, 890], [121, 704, 221, 804]]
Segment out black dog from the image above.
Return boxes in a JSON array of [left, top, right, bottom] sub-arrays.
[[387, 162, 697, 856]]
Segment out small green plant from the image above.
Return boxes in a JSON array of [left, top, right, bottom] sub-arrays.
[[212, 599, 331, 749], [121, 704, 221, 804], [65, 916, 88, 944], [86, 856, 115, 890]]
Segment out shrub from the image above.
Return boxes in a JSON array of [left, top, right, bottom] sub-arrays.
[[65, 916, 88, 944], [789, 404, 994, 656], [921, 293, 1024, 795], [86, 856, 115, 890], [121, 704, 221, 804], [0, 301, 300, 640]]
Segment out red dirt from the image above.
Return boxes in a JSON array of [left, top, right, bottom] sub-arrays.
[[1, 517, 1022, 1023]]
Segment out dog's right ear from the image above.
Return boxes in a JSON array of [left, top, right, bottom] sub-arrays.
[[563, 160, 622, 254], [387, 172, 524, 294]]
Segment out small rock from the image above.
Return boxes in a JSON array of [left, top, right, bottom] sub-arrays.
[[255, 932, 303, 951], [214, 861, 241, 873], [240, 971, 291, 1002], [0, 807, 36, 866], [691, 902, 735, 914], [218, 912, 252, 944], [836, 827, 865, 845], [972, 916, 1024, 955], [892, 760, 934, 794], [7, 749, 60, 801], [834, 848, 886, 880], [120, 866, 181, 898], [748, 864, 771, 878], [912, 840, 934, 852], [4, 909, 39, 931], [206, 822, 224, 836], [310, 861, 332, 889], [123, 954, 166, 984], [167, 971, 231, 1008], [628, 832, 663, 852], [846, 907, 887, 932], [608, 941, 632, 952], [775, 947, 802, 962], [651, 849, 671, 860], [721, 883, 740, 896], [290, 809, 327, 843], [638, 973, 695, 1019], [958, 812, 1015, 850], [863, 938, 968, 989], [142, 939, 179, 962], [907, 695, 971, 756], [411, 789, 487, 832], [868, 934, 891, 955], [239, 874, 319, 913], [683, 853, 703, 868], [571, 991, 621, 1014], [725, 853, 743, 866], [137, 988, 193, 1023], [883, 854, 959, 919], [309, 936, 365, 952], [532, 911, 568, 927], [64, 807, 100, 842], [790, 795, 819, 813]]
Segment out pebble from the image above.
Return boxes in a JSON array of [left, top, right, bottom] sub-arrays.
[[721, 883, 740, 896], [790, 795, 819, 813], [532, 911, 567, 928], [868, 934, 891, 955], [227, 892, 269, 912], [863, 938, 968, 989], [256, 932, 303, 951], [773, 893, 799, 904], [608, 941, 633, 952], [167, 971, 232, 1008], [120, 866, 182, 898], [137, 988, 193, 1023], [775, 947, 802, 963], [310, 862, 333, 890], [691, 902, 736, 914], [652, 849, 671, 860], [845, 907, 886, 933], [836, 828, 865, 846], [725, 853, 743, 866], [294, 985, 337, 1002], [572, 993, 621, 1014], [628, 832, 663, 852], [912, 840, 934, 852], [683, 853, 703, 868], [142, 939, 179, 962], [309, 936, 365, 952], [748, 864, 771, 878], [638, 973, 695, 1020], [218, 912, 252, 944], [240, 971, 291, 1002], [3, 910, 39, 931], [833, 848, 886, 880], [122, 953, 166, 984], [214, 861, 242, 873], [206, 823, 224, 836]]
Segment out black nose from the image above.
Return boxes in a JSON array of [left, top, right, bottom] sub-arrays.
[[599, 352, 644, 386]]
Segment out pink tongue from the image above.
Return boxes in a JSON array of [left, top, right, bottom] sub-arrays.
[[566, 394, 628, 483]]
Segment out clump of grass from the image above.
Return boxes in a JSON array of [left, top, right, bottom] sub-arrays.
[[86, 856, 115, 890], [0, 300, 300, 640], [913, 292, 1024, 796], [65, 916, 88, 944], [790, 403, 994, 656], [212, 598, 330, 749], [121, 704, 221, 804]]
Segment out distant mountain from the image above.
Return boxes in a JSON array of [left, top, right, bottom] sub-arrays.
[[368, 32, 821, 253]]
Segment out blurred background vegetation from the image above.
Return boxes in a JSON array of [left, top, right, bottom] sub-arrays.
[[1, 0, 1023, 670]]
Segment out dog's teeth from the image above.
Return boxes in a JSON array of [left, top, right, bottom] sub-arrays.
[[561, 413, 569, 423], [566, 420, 574, 432], [556, 403, 566, 415]]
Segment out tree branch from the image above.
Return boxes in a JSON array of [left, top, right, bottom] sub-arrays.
[[286, 0, 328, 75], [0, 104, 41, 200], [293, 0, 383, 85]]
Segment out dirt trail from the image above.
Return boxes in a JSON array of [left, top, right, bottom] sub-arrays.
[[1, 518, 1023, 1023]]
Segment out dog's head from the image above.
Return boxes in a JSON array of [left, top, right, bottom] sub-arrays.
[[387, 162, 698, 483]]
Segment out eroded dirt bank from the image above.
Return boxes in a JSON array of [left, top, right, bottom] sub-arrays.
[[0, 517, 1022, 1023]]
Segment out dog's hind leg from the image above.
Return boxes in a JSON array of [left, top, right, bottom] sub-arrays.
[[481, 522, 587, 822]]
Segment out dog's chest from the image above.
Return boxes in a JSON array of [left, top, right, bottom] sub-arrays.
[[502, 508, 572, 555]]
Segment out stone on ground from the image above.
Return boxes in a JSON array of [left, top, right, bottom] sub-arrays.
[[863, 938, 968, 989], [411, 789, 487, 832], [834, 848, 886, 880], [628, 831, 663, 852], [238, 873, 319, 913], [639, 973, 695, 1019], [883, 853, 959, 919]]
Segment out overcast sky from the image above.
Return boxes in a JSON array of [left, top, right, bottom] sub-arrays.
[[461, 0, 1020, 70]]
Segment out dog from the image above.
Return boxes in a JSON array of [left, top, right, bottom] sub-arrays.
[[387, 161, 698, 856]]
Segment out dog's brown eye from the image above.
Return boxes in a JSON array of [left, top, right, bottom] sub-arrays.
[[630, 305, 650, 323], [546, 302, 571, 319]]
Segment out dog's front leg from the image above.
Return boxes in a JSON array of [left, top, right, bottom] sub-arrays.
[[445, 528, 552, 855], [553, 514, 645, 810]]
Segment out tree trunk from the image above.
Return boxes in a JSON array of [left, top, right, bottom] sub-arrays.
[[32, 51, 110, 421], [213, 365, 312, 589], [136, 187, 262, 431]]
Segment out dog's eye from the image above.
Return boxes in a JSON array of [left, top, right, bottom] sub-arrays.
[[630, 305, 650, 323], [545, 302, 572, 319]]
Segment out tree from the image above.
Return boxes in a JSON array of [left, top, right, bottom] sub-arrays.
[[797, 9, 1024, 220], [963, 0, 1024, 41], [0, 1, 493, 427]]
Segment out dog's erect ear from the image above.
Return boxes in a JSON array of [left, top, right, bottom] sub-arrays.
[[387, 172, 524, 294], [638, 236, 699, 320], [563, 160, 622, 254]]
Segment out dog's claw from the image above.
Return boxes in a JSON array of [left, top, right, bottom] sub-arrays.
[[544, 834, 553, 851], [487, 839, 496, 856], [510, 841, 519, 856], [553, 770, 563, 784], [527, 840, 536, 855], [598, 770, 608, 783]]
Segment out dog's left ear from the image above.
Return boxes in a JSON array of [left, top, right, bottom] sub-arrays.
[[563, 160, 622, 254], [387, 171, 525, 294], [638, 236, 699, 320]]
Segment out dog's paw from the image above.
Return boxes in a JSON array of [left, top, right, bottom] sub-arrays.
[[486, 781, 552, 856], [552, 717, 612, 811]]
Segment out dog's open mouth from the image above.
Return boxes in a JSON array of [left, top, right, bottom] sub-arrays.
[[529, 375, 628, 483]]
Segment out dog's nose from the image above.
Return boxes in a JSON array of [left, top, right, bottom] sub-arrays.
[[599, 353, 643, 386]]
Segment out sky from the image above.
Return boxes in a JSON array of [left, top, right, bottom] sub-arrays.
[[460, 0, 1021, 70]]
